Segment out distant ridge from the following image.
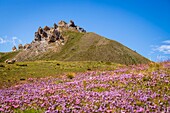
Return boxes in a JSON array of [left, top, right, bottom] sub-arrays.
[[2, 20, 150, 65]]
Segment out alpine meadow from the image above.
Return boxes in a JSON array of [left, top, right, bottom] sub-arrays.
[[0, 0, 170, 113]]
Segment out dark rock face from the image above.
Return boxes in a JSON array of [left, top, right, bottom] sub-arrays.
[[34, 32, 41, 41], [48, 35, 56, 43], [68, 20, 76, 27], [54, 23, 58, 29], [42, 31, 48, 38], [52, 29, 60, 40], [38, 27, 43, 34]]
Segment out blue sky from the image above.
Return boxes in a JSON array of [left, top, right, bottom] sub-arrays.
[[0, 0, 170, 61]]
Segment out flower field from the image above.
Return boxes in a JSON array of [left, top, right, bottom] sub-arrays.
[[0, 62, 169, 113]]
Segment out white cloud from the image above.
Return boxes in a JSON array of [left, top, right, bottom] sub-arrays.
[[150, 40, 170, 55], [149, 40, 170, 61], [157, 45, 170, 54], [156, 55, 170, 62], [163, 40, 170, 44], [0, 36, 23, 46], [12, 36, 18, 46], [19, 39, 22, 43], [0, 37, 7, 44]]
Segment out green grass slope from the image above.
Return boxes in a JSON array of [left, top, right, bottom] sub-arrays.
[[36, 31, 150, 65], [0, 51, 19, 62], [0, 61, 119, 88]]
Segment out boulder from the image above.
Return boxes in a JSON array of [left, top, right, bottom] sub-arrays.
[[24, 44, 31, 50], [44, 26, 50, 31], [54, 23, 58, 29], [80, 28, 86, 33], [76, 26, 86, 33], [38, 27, 43, 34], [12, 46, 17, 51], [34, 32, 41, 41], [5, 59, 16, 64], [5, 59, 9, 63], [68, 20, 76, 27], [58, 21, 67, 27], [18, 44, 23, 50]]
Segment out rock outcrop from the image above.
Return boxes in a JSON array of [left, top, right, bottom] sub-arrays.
[[68, 20, 76, 27], [12, 46, 17, 51], [18, 44, 24, 50], [34, 32, 41, 41], [24, 44, 31, 50], [12, 20, 86, 61], [44, 26, 50, 31], [58, 21, 67, 27], [33, 20, 86, 45], [12, 20, 86, 53], [5, 59, 16, 64]]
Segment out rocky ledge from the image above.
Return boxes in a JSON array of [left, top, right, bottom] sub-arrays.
[[12, 20, 86, 51]]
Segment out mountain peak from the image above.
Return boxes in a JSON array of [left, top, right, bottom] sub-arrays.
[[9, 20, 150, 65]]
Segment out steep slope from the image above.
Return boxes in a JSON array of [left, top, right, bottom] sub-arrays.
[[64, 32, 149, 65], [25, 30, 150, 65]]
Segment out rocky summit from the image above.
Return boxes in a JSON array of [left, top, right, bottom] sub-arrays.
[[12, 20, 86, 52], [12, 20, 87, 61]]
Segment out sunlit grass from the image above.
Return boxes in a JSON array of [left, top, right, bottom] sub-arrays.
[[0, 61, 118, 88]]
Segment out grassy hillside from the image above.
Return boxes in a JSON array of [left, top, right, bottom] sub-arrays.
[[1, 31, 150, 65], [64, 32, 149, 65], [27, 31, 150, 65], [0, 51, 19, 62]]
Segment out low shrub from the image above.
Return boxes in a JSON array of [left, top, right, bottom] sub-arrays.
[[0, 64, 5, 67], [66, 72, 75, 79], [56, 63, 60, 66], [16, 64, 28, 66], [20, 78, 26, 81], [87, 68, 91, 71]]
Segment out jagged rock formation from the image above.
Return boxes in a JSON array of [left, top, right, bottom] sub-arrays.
[[13, 20, 86, 61], [32, 20, 86, 44], [12, 20, 86, 52], [12, 46, 17, 51], [68, 20, 76, 27]]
